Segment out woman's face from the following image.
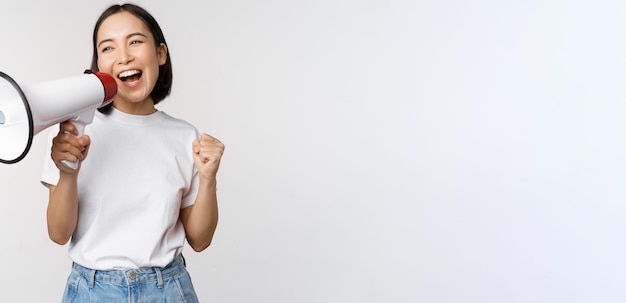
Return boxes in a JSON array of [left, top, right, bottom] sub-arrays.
[[95, 11, 167, 112]]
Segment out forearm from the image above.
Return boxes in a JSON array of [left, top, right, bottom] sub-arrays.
[[183, 178, 219, 252], [46, 174, 79, 245]]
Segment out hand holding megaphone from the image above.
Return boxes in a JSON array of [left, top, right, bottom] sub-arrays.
[[52, 120, 91, 173], [0, 70, 117, 167]]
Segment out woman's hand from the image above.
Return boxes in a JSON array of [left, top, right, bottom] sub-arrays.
[[192, 133, 225, 180], [50, 121, 90, 174], [183, 133, 224, 251]]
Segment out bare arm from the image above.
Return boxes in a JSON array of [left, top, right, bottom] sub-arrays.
[[46, 122, 90, 245], [47, 177, 79, 245], [180, 178, 219, 251], [180, 134, 224, 252]]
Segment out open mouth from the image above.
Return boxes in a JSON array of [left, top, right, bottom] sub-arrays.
[[118, 69, 143, 82]]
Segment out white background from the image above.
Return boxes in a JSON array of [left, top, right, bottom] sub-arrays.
[[1, 0, 625, 302]]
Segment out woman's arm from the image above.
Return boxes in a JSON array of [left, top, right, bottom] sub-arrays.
[[46, 122, 90, 245], [47, 176, 79, 245], [180, 178, 219, 252], [180, 133, 224, 252]]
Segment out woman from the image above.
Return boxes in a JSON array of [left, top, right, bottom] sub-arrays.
[[41, 3, 224, 302]]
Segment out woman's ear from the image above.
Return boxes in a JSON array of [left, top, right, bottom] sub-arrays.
[[158, 43, 168, 66]]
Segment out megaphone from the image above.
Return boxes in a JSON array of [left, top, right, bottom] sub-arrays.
[[0, 70, 117, 168]]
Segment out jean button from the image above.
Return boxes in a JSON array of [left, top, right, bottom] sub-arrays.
[[128, 272, 138, 279]]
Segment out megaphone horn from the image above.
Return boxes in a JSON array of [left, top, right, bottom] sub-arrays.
[[0, 70, 117, 166]]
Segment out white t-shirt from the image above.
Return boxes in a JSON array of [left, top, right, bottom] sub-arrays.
[[41, 108, 200, 270]]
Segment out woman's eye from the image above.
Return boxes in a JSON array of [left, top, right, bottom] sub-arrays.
[[130, 40, 143, 45], [101, 46, 113, 52]]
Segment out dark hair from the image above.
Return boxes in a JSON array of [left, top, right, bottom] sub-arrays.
[[92, 3, 173, 113]]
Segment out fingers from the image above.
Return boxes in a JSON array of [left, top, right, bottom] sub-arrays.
[[51, 124, 90, 172], [53, 121, 84, 161], [58, 121, 79, 136], [193, 133, 225, 164], [52, 136, 88, 161]]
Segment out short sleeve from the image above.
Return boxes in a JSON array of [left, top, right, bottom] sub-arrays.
[[180, 128, 201, 209], [181, 165, 198, 208]]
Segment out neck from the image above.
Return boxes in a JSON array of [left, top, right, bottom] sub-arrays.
[[112, 99, 157, 115]]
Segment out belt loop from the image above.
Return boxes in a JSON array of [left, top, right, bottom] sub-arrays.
[[89, 269, 96, 289], [155, 267, 163, 289]]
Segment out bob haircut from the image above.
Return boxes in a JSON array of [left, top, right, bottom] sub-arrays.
[[91, 3, 173, 113]]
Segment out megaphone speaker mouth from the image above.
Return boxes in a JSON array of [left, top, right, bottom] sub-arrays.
[[0, 70, 117, 165], [0, 71, 34, 164]]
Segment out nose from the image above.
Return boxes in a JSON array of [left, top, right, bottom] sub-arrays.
[[118, 46, 134, 65]]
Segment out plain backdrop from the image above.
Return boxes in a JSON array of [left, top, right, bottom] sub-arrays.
[[1, 0, 625, 302]]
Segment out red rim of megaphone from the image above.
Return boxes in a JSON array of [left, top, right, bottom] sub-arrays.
[[0, 71, 34, 164], [86, 70, 117, 107]]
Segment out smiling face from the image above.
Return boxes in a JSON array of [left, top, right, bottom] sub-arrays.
[[95, 11, 167, 114]]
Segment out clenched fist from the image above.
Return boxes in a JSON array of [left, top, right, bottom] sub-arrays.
[[50, 121, 90, 175], [192, 133, 225, 180]]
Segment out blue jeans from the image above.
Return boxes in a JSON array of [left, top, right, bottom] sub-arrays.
[[61, 254, 199, 303]]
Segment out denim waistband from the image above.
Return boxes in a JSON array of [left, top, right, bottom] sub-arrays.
[[71, 254, 186, 288]]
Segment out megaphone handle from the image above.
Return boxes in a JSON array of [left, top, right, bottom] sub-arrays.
[[60, 121, 86, 170]]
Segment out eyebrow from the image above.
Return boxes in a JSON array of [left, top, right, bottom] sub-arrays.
[[97, 32, 148, 48]]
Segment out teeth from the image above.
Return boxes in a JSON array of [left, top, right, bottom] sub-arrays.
[[119, 70, 141, 78]]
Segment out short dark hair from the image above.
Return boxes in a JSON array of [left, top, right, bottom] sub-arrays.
[[92, 3, 173, 113]]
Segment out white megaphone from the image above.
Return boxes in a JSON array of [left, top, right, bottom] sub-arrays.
[[0, 70, 117, 168]]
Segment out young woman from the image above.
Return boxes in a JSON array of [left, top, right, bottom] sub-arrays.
[[41, 4, 224, 302]]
